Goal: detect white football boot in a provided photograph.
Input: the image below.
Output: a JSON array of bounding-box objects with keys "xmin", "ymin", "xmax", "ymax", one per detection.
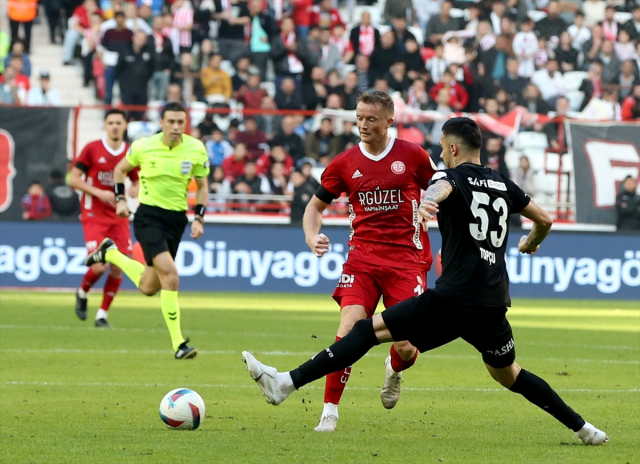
[
  {"xmin": 380, "ymin": 355, "xmax": 402, "ymax": 409},
  {"xmin": 315, "ymin": 403, "xmax": 339, "ymax": 432},
  {"xmin": 242, "ymin": 351, "xmax": 289, "ymax": 406},
  {"xmin": 576, "ymin": 422, "xmax": 609, "ymax": 445}
]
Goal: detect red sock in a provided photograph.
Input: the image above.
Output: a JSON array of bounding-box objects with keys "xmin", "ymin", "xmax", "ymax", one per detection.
[
  {"xmin": 390, "ymin": 344, "xmax": 419, "ymax": 373},
  {"xmin": 323, "ymin": 337, "xmax": 353, "ymax": 405},
  {"xmin": 100, "ymin": 275, "xmax": 122, "ymax": 311},
  {"xmin": 80, "ymin": 267, "xmax": 101, "ymax": 293}
]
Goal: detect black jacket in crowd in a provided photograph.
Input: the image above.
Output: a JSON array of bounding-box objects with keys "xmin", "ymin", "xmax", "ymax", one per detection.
[
  {"xmin": 116, "ymin": 44, "xmax": 155, "ymax": 93},
  {"xmin": 148, "ymin": 34, "xmax": 174, "ymax": 73},
  {"xmin": 616, "ymin": 190, "xmax": 640, "ymax": 231},
  {"xmin": 290, "ymin": 177, "xmax": 320, "ymax": 224}
]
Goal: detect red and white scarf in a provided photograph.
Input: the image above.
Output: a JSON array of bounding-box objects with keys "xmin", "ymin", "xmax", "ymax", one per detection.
[
  {"xmin": 602, "ymin": 20, "xmax": 618, "ymax": 42},
  {"xmin": 282, "ymin": 32, "xmax": 303, "ymax": 73},
  {"xmin": 358, "ymin": 24, "xmax": 375, "ymax": 56}
]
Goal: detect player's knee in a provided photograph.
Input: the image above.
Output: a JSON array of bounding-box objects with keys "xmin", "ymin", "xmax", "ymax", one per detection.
[
  {"xmin": 108, "ymin": 266, "xmax": 123, "ymax": 279},
  {"xmin": 139, "ymin": 285, "xmax": 158, "ymax": 296},
  {"xmin": 160, "ymin": 272, "xmax": 179, "ymax": 291},
  {"xmin": 91, "ymin": 262, "xmax": 108, "ymax": 274},
  {"xmin": 393, "ymin": 340, "xmax": 416, "ymax": 357}
]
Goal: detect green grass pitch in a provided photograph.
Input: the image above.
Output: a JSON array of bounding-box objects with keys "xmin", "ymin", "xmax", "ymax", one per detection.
[{"xmin": 0, "ymin": 291, "xmax": 638, "ymax": 464}]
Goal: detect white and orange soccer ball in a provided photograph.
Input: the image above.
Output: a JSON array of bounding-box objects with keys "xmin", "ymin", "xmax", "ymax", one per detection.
[{"xmin": 159, "ymin": 388, "xmax": 205, "ymax": 430}]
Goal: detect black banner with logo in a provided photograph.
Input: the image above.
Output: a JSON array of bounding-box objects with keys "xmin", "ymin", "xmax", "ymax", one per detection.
[
  {"xmin": 0, "ymin": 107, "xmax": 71, "ymax": 220},
  {"xmin": 568, "ymin": 121, "xmax": 640, "ymax": 225}
]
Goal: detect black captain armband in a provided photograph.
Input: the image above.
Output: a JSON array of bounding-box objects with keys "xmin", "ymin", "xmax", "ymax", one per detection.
[
  {"xmin": 315, "ymin": 186, "xmax": 337, "ymax": 204},
  {"xmin": 114, "ymin": 183, "xmax": 126, "ymax": 196},
  {"xmin": 194, "ymin": 204, "xmax": 206, "ymax": 218}
]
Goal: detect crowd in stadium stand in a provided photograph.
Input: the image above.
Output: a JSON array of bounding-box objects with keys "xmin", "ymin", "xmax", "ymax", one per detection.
[{"xmin": 2, "ymin": 0, "xmax": 640, "ymax": 214}]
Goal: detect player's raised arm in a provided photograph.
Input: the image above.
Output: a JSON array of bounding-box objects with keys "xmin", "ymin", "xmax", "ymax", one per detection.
[
  {"xmin": 419, "ymin": 179, "xmax": 453, "ymax": 221},
  {"xmin": 303, "ymin": 195, "xmax": 331, "ymax": 258},
  {"xmin": 517, "ymin": 199, "xmax": 553, "ymax": 255}
]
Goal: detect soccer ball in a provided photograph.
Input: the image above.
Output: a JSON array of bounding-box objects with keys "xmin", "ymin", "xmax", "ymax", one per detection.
[{"xmin": 159, "ymin": 388, "xmax": 205, "ymax": 430}]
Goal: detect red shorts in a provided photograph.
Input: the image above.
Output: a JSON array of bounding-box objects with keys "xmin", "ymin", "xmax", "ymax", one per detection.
[
  {"xmin": 83, "ymin": 221, "xmax": 132, "ymax": 254},
  {"xmin": 332, "ymin": 260, "xmax": 427, "ymax": 318}
]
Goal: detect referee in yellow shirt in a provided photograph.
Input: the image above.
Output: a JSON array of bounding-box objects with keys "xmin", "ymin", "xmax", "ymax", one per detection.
[{"xmin": 85, "ymin": 102, "xmax": 210, "ymax": 359}]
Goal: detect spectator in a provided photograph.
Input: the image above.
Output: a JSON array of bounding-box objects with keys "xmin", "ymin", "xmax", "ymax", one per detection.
[
  {"xmin": 476, "ymin": 21, "xmax": 498, "ymax": 77},
  {"xmin": 443, "ymin": 33, "xmax": 466, "ymax": 65},
  {"xmin": 325, "ymin": 69, "xmax": 344, "ymax": 98},
  {"xmin": 26, "ymin": 70, "xmax": 62, "ymax": 106},
  {"xmin": 291, "ymin": 0, "xmax": 313, "ymax": 39},
  {"xmin": 500, "ymin": 58, "xmax": 529, "ymax": 103},
  {"xmin": 599, "ymin": 40, "xmax": 622, "ymax": 84},
  {"xmin": 489, "ymin": 0, "xmax": 513, "ymax": 35},
  {"xmin": 236, "ymin": 117, "xmax": 267, "ymax": 160},
  {"xmin": 3, "ymin": 40, "xmax": 31, "ymax": 77},
  {"xmin": 534, "ymin": 36, "xmax": 549, "ymax": 71},
  {"xmin": 318, "ymin": 28, "xmax": 343, "ymax": 74},
  {"xmin": 582, "ymin": 24, "xmax": 604, "ymax": 65},
  {"xmin": 370, "ymin": 31, "xmax": 399, "ymax": 80},
  {"xmin": 0, "ymin": 31, "xmax": 10, "ymax": 74},
  {"xmin": 383, "ymin": 0, "xmax": 414, "ymax": 25},
  {"xmin": 429, "ymin": 70, "xmax": 469, "ymax": 111},
  {"xmin": 164, "ymin": 82, "xmax": 185, "ymax": 106},
  {"xmin": 105, "ymin": 2, "xmax": 152, "ymax": 35},
  {"xmin": 518, "ymin": 83, "xmax": 551, "ymax": 114},
  {"xmin": 622, "ymin": 84, "xmax": 640, "ymax": 120},
  {"xmin": 386, "ymin": 61, "xmax": 412, "ymax": 96},
  {"xmin": 0, "ymin": 65, "xmax": 24, "ymax": 104},
  {"xmin": 247, "ymin": 0, "xmax": 279, "ymax": 81},
  {"xmin": 201, "ymin": 53, "xmax": 233, "ymax": 101},
  {"xmin": 209, "ymin": 165, "xmax": 232, "ymax": 197},
  {"xmin": 531, "ymin": 59, "xmax": 565, "ymax": 106},
  {"xmin": 330, "ymin": 23, "xmax": 353, "ymax": 64},
  {"xmin": 582, "ymin": 87, "xmax": 622, "ymax": 120},
  {"xmin": 481, "ymin": 136, "xmax": 509, "ymax": 178},
  {"xmin": 426, "ymin": 87, "xmax": 452, "ymax": 164},
  {"xmin": 45, "ymin": 169, "xmax": 80, "ymax": 218},
  {"xmin": 354, "ymin": 54, "xmax": 374, "ymax": 92},
  {"xmin": 544, "ymin": 96, "xmax": 570, "ymax": 151},
  {"xmin": 289, "ymin": 170, "xmax": 316, "ymax": 224},
  {"xmin": 301, "ymin": 66, "xmax": 328, "ymax": 110},
  {"xmin": 213, "ymin": 0, "xmax": 250, "ymax": 63},
  {"xmin": 425, "ymin": 0, "xmax": 460, "ymax": 45},
  {"xmin": 534, "ymin": 0, "xmax": 567, "ymax": 41},
  {"xmin": 465, "ymin": 3, "xmax": 481, "ymax": 33},
  {"xmin": 270, "ymin": 116, "xmax": 305, "ymax": 164},
  {"xmin": 265, "ymin": 162, "xmax": 292, "ymax": 197},
  {"xmin": 232, "ymin": 56, "xmax": 252, "ymax": 91},
  {"xmin": 235, "ymin": 72, "xmax": 268, "ymax": 109},
  {"xmin": 309, "ymin": 0, "xmax": 344, "ymax": 30},
  {"xmin": 257, "ymin": 145, "xmax": 295, "ymax": 176},
  {"xmin": 21, "ymin": 181, "xmax": 52, "ymax": 221},
  {"xmin": 272, "ymin": 17, "xmax": 308, "ymax": 88},
  {"xmin": 495, "ymin": 89, "xmax": 512, "ymax": 115},
  {"xmin": 63, "ymin": 0, "xmax": 101, "ymax": 65},
  {"xmin": 615, "ymin": 30, "xmax": 635, "ymax": 62},
  {"xmin": 171, "ymin": 0, "xmax": 193, "ymax": 53},
  {"xmin": 403, "ymin": 37, "xmax": 425, "ymax": 80},
  {"xmin": 633, "ymin": 42, "xmax": 640, "ymax": 77},
  {"xmin": 510, "ymin": 155, "xmax": 536, "ymax": 197},
  {"xmin": 555, "ymin": 31, "xmax": 579, "ymax": 72},
  {"xmin": 349, "ymin": 11, "xmax": 380, "ymax": 60},
  {"xmin": 426, "ymin": 42, "xmax": 447, "ymax": 84},
  {"xmin": 304, "ymin": 117, "xmax": 341, "ymax": 166},
  {"xmin": 579, "ymin": 60, "xmax": 603, "ymax": 110},
  {"xmin": 491, "ymin": 35, "xmax": 512, "ymax": 81},
  {"xmin": 222, "ymin": 142, "xmax": 249, "ymax": 182},
  {"xmin": 43, "ymin": 0, "xmax": 63, "ymax": 44},
  {"xmin": 340, "ymin": 71, "xmax": 359, "ymax": 110},
  {"xmin": 193, "ymin": 38, "xmax": 216, "ymax": 72},
  {"xmin": 391, "ymin": 15, "xmax": 417, "ymax": 53},
  {"xmin": 568, "ymin": 11, "xmax": 591, "ymax": 50},
  {"xmin": 336, "ymin": 120, "xmax": 360, "ymax": 152},
  {"xmin": 255, "ymin": 95, "xmax": 280, "ymax": 139},
  {"xmin": 81, "ymin": 13, "xmax": 103, "ymax": 91},
  {"xmin": 232, "ymin": 159, "xmax": 269, "ymax": 194},
  {"xmin": 100, "ymin": 11, "xmax": 134, "ymax": 105},
  {"xmin": 583, "ymin": 0, "xmax": 606, "ymax": 28},
  {"xmin": 600, "ymin": 6, "xmax": 619, "ymax": 43},
  {"xmin": 197, "ymin": 112, "xmax": 219, "ymax": 139},
  {"xmin": 622, "ymin": 6, "xmax": 640, "ymax": 43},
  {"xmin": 116, "ymin": 31, "xmax": 154, "ymax": 121},
  {"xmin": 616, "ymin": 176, "xmax": 640, "ymax": 230},
  {"xmin": 8, "ymin": 0, "xmax": 37, "ymax": 54},
  {"xmin": 0, "ymin": 56, "xmax": 29, "ymax": 95},
  {"xmin": 148, "ymin": 15, "xmax": 174, "ymax": 102},
  {"xmin": 619, "ymin": 60, "xmax": 640, "ymax": 101},
  {"xmin": 275, "ymin": 77, "xmax": 304, "ymax": 110},
  {"xmin": 206, "ymin": 127, "xmax": 234, "ymax": 166},
  {"xmin": 406, "ymin": 78, "xmax": 430, "ymax": 111}
]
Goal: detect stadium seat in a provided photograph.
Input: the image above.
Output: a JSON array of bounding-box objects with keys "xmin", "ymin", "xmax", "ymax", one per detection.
[
  {"xmin": 566, "ymin": 90, "xmax": 585, "ymax": 111},
  {"xmin": 205, "ymin": 94, "xmax": 228, "ymax": 105},
  {"xmin": 378, "ymin": 24, "xmax": 391, "ymax": 35},
  {"xmin": 449, "ymin": 7, "xmax": 465, "ymax": 18},
  {"xmin": 408, "ymin": 26, "xmax": 424, "ymax": 47},
  {"xmin": 146, "ymin": 100, "xmax": 163, "ymax": 123},
  {"xmin": 614, "ymin": 11, "xmax": 632, "ymax": 23},
  {"xmin": 522, "ymin": 149, "xmax": 546, "ymax": 172},
  {"xmin": 214, "ymin": 115, "xmax": 231, "ymax": 131},
  {"xmin": 260, "ymin": 81, "xmax": 276, "ymax": 98},
  {"xmin": 220, "ymin": 60, "xmax": 236, "ymax": 77},
  {"xmin": 527, "ymin": 10, "xmax": 548, "ymax": 22},
  {"xmin": 514, "ymin": 131, "xmax": 549, "ymax": 151},
  {"xmin": 127, "ymin": 121, "xmax": 160, "ymax": 141},
  {"xmin": 563, "ymin": 71, "xmax": 587, "ymax": 92},
  {"xmin": 342, "ymin": 64, "xmax": 356, "ymax": 76},
  {"xmin": 189, "ymin": 101, "xmax": 208, "ymax": 128}
]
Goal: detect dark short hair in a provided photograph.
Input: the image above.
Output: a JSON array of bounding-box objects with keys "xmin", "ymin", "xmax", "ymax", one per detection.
[
  {"xmin": 441, "ymin": 117, "xmax": 482, "ymax": 151},
  {"xmin": 575, "ymin": 10, "xmax": 584, "ymax": 17},
  {"xmin": 105, "ymin": 108, "xmax": 127, "ymax": 120},
  {"xmin": 114, "ymin": 11, "xmax": 125, "ymax": 17},
  {"xmin": 161, "ymin": 102, "xmax": 187, "ymax": 118},
  {"xmin": 356, "ymin": 90, "xmax": 394, "ymax": 117}
]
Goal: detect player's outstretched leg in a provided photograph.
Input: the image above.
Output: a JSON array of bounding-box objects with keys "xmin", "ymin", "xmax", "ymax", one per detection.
[
  {"xmin": 76, "ymin": 263, "xmax": 105, "ymax": 321},
  {"xmin": 84, "ymin": 238, "xmax": 145, "ymax": 288},
  {"xmin": 243, "ymin": 318, "xmax": 383, "ymax": 406},
  {"xmin": 94, "ymin": 266, "xmax": 123, "ymax": 328},
  {"xmin": 488, "ymin": 363, "xmax": 608, "ymax": 445},
  {"xmin": 381, "ymin": 341, "xmax": 419, "ymax": 409}
]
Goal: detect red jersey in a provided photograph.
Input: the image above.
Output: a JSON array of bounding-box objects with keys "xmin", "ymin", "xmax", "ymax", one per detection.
[
  {"xmin": 320, "ymin": 138, "xmax": 436, "ymax": 271},
  {"xmin": 75, "ymin": 138, "xmax": 137, "ymax": 224}
]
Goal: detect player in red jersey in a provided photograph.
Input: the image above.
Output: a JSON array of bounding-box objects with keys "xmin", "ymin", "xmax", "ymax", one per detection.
[
  {"xmin": 69, "ymin": 109, "xmax": 138, "ymax": 328},
  {"xmin": 304, "ymin": 91, "xmax": 437, "ymax": 432}
]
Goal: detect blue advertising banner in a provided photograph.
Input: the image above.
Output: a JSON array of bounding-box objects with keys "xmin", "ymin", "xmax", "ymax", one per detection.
[{"xmin": 0, "ymin": 222, "xmax": 639, "ymax": 300}]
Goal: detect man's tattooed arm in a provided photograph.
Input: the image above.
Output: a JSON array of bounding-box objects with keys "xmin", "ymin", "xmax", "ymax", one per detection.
[{"xmin": 423, "ymin": 180, "xmax": 453, "ymax": 203}]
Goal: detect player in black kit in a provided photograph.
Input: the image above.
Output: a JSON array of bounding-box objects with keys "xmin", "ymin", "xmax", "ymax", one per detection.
[{"xmin": 242, "ymin": 117, "xmax": 609, "ymax": 446}]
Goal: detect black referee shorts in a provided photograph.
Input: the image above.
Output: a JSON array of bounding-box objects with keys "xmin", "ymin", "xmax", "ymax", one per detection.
[
  {"xmin": 133, "ymin": 204, "xmax": 189, "ymax": 266},
  {"xmin": 381, "ymin": 289, "xmax": 516, "ymax": 369}
]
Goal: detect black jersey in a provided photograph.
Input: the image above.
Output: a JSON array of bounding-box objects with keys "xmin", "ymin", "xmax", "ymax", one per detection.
[{"xmin": 432, "ymin": 163, "xmax": 531, "ymax": 307}]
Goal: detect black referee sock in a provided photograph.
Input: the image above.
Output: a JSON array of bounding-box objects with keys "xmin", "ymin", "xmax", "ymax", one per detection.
[
  {"xmin": 509, "ymin": 369, "xmax": 586, "ymax": 432},
  {"xmin": 290, "ymin": 319, "xmax": 380, "ymax": 390}
]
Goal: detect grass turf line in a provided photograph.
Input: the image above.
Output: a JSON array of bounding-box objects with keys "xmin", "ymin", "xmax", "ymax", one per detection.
[{"xmin": 0, "ymin": 291, "xmax": 638, "ymax": 464}]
